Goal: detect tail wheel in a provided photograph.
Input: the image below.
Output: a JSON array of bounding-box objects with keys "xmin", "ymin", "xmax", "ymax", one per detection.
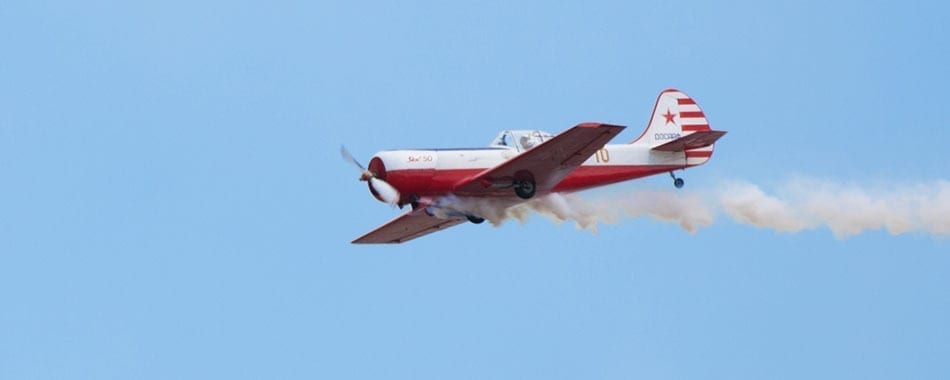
[
  {"xmin": 467, "ymin": 215, "xmax": 485, "ymax": 224},
  {"xmin": 669, "ymin": 171, "xmax": 685, "ymax": 189},
  {"xmin": 514, "ymin": 180, "xmax": 536, "ymax": 199}
]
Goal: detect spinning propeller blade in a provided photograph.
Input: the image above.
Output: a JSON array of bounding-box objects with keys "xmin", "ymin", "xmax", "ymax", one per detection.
[
  {"xmin": 369, "ymin": 177, "xmax": 400, "ymax": 206},
  {"xmin": 339, "ymin": 145, "xmax": 365, "ymax": 171},
  {"xmin": 340, "ymin": 145, "xmax": 400, "ymax": 206}
]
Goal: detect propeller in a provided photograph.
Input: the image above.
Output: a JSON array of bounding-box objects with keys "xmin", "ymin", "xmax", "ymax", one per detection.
[{"xmin": 340, "ymin": 145, "xmax": 401, "ymax": 206}]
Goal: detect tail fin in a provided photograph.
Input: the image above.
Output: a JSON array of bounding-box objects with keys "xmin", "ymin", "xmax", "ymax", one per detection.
[{"xmin": 631, "ymin": 88, "xmax": 724, "ymax": 164}]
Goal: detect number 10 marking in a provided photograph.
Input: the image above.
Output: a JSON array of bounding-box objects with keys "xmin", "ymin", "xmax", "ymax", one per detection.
[{"xmin": 594, "ymin": 148, "xmax": 610, "ymax": 163}]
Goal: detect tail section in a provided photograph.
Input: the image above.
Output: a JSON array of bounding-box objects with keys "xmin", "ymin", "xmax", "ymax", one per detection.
[{"xmin": 631, "ymin": 88, "xmax": 725, "ymax": 165}]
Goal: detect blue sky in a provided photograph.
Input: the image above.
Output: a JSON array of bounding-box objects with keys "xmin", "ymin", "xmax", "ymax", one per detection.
[{"xmin": 2, "ymin": 0, "xmax": 949, "ymax": 378}]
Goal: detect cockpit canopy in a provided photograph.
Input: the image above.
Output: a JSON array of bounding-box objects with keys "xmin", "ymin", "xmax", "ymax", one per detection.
[{"xmin": 489, "ymin": 130, "xmax": 555, "ymax": 152}]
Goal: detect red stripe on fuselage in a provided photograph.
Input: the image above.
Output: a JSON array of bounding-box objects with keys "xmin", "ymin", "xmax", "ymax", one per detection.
[
  {"xmin": 550, "ymin": 165, "xmax": 684, "ymax": 192},
  {"xmin": 685, "ymin": 150, "xmax": 713, "ymax": 158},
  {"xmin": 384, "ymin": 168, "xmax": 482, "ymax": 197}
]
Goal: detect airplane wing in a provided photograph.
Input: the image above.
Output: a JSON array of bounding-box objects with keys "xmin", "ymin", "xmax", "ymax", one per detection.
[
  {"xmin": 352, "ymin": 209, "xmax": 466, "ymax": 244},
  {"xmin": 454, "ymin": 122, "xmax": 625, "ymax": 195}
]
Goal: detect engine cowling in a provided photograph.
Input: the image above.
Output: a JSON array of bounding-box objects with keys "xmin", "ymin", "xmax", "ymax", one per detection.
[{"xmin": 369, "ymin": 150, "xmax": 436, "ymax": 202}]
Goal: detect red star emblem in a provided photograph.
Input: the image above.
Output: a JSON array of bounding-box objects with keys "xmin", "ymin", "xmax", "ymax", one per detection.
[{"xmin": 662, "ymin": 108, "xmax": 676, "ymax": 125}]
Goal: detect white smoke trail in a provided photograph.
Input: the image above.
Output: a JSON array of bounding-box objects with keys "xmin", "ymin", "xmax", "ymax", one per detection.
[
  {"xmin": 436, "ymin": 190, "xmax": 714, "ymax": 233},
  {"xmin": 436, "ymin": 178, "xmax": 950, "ymax": 238},
  {"xmin": 719, "ymin": 178, "xmax": 950, "ymax": 238}
]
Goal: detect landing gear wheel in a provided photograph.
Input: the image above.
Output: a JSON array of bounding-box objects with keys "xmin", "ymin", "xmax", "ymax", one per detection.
[
  {"xmin": 670, "ymin": 171, "xmax": 685, "ymax": 189},
  {"xmin": 467, "ymin": 215, "xmax": 485, "ymax": 224},
  {"xmin": 514, "ymin": 180, "xmax": 536, "ymax": 199}
]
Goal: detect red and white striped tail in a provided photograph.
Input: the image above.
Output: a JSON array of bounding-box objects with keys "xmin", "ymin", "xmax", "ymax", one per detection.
[{"xmin": 631, "ymin": 88, "xmax": 718, "ymax": 164}]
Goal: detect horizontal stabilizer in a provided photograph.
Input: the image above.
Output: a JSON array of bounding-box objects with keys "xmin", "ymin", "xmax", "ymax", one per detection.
[{"xmin": 652, "ymin": 130, "xmax": 727, "ymax": 152}]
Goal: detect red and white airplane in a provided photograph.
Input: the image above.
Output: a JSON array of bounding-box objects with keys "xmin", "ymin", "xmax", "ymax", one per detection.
[{"xmin": 342, "ymin": 89, "xmax": 726, "ymax": 244}]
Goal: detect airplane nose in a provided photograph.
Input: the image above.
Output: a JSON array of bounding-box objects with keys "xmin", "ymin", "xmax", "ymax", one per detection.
[{"xmin": 366, "ymin": 156, "xmax": 390, "ymax": 203}]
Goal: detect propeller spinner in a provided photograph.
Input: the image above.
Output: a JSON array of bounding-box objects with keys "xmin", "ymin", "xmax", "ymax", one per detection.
[{"xmin": 340, "ymin": 146, "xmax": 401, "ymax": 206}]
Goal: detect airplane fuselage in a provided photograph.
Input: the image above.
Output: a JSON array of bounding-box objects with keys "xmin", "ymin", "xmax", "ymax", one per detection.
[{"xmin": 368, "ymin": 142, "xmax": 712, "ymax": 205}]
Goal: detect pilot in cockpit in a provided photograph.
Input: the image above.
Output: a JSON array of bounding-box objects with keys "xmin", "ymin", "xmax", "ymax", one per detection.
[{"xmin": 520, "ymin": 135, "xmax": 536, "ymax": 149}]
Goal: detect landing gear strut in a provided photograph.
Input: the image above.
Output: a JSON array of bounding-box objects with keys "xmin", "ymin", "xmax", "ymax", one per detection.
[{"xmin": 670, "ymin": 171, "xmax": 685, "ymax": 189}]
